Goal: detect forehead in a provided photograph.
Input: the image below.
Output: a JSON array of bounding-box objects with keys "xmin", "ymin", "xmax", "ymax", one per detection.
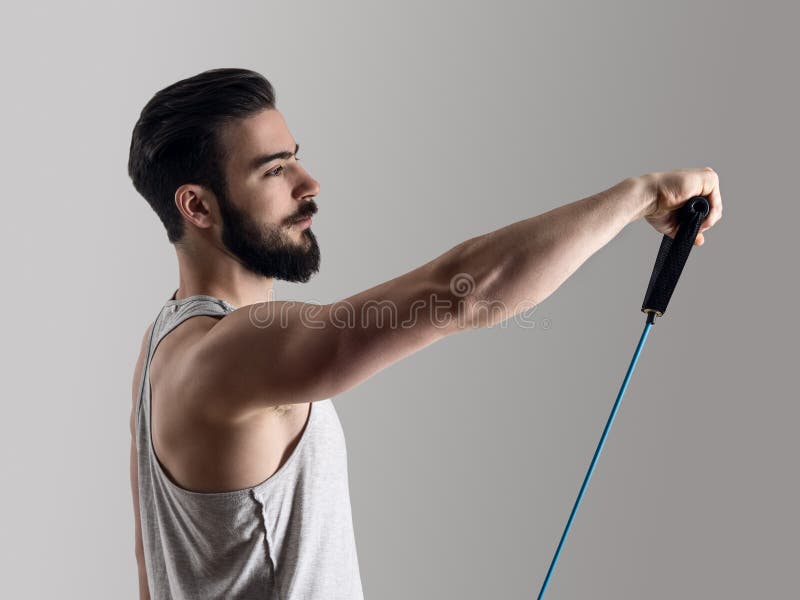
[{"xmin": 218, "ymin": 108, "xmax": 295, "ymax": 174}]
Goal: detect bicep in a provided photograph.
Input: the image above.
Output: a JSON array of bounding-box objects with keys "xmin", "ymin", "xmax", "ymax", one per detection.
[{"xmin": 183, "ymin": 260, "xmax": 461, "ymax": 419}]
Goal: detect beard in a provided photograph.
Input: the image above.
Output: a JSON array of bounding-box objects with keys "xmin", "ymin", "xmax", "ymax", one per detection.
[{"xmin": 215, "ymin": 183, "xmax": 321, "ymax": 283}]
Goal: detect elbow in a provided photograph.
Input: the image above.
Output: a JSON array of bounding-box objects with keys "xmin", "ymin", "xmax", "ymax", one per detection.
[{"xmin": 432, "ymin": 238, "xmax": 509, "ymax": 332}]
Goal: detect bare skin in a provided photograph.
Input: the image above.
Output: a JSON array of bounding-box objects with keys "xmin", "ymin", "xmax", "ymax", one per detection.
[{"xmin": 130, "ymin": 107, "xmax": 722, "ymax": 598}]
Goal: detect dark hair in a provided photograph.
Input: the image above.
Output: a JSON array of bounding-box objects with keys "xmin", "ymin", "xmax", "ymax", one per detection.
[{"xmin": 128, "ymin": 68, "xmax": 276, "ymax": 244}]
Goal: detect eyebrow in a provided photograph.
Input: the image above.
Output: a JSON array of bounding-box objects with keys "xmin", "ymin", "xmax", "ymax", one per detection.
[{"xmin": 248, "ymin": 143, "xmax": 300, "ymax": 172}]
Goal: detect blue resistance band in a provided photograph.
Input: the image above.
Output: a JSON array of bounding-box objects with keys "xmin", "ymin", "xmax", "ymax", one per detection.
[{"xmin": 537, "ymin": 196, "xmax": 710, "ymax": 599}]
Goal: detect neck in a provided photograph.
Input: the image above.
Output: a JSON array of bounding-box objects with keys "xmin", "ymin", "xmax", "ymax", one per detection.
[{"xmin": 173, "ymin": 244, "xmax": 275, "ymax": 309}]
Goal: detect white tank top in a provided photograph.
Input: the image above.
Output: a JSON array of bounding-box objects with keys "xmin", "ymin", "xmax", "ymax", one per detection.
[{"xmin": 134, "ymin": 292, "xmax": 364, "ymax": 599}]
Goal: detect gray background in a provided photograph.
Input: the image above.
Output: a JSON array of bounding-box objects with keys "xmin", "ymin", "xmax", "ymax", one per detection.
[{"xmin": 0, "ymin": 1, "xmax": 796, "ymax": 598}]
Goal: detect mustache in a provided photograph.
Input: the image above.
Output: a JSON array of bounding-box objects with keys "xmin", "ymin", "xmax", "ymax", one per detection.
[{"xmin": 291, "ymin": 203, "xmax": 318, "ymax": 223}]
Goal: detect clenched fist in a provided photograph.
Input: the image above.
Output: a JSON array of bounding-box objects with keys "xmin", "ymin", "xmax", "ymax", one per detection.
[{"xmin": 638, "ymin": 167, "xmax": 723, "ymax": 246}]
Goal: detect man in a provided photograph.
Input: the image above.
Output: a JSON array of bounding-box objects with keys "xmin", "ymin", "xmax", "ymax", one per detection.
[{"xmin": 128, "ymin": 67, "xmax": 722, "ymax": 599}]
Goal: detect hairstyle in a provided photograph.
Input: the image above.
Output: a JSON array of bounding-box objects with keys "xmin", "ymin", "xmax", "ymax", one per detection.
[{"xmin": 128, "ymin": 68, "xmax": 276, "ymax": 244}]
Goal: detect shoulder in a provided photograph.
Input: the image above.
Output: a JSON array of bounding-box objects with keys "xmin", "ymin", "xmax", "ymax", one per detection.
[{"xmin": 147, "ymin": 313, "xmax": 229, "ymax": 412}]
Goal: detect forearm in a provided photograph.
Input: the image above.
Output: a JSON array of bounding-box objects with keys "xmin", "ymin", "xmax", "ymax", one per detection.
[{"xmin": 441, "ymin": 176, "xmax": 649, "ymax": 328}]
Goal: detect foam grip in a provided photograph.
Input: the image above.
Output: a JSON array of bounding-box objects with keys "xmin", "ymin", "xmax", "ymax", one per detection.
[{"xmin": 641, "ymin": 196, "xmax": 710, "ymax": 321}]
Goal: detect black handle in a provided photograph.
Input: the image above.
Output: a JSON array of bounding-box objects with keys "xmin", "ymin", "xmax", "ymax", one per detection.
[{"xmin": 641, "ymin": 196, "xmax": 710, "ymax": 323}]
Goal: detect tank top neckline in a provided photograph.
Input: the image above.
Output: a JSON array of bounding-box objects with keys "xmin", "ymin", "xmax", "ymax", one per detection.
[{"xmin": 165, "ymin": 288, "xmax": 238, "ymax": 311}]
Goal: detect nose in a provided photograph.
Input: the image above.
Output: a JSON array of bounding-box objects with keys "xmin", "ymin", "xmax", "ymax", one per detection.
[
  {"xmin": 295, "ymin": 164, "xmax": 320, "ymax": 200},
  {"xmin": 306, "ymin": 174, "xmax": 321, "ymax": 198}
]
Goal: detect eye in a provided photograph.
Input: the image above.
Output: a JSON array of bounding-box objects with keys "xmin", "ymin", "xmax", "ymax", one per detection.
[{"xmin": 265, "ymin": 155, "xmax": 300, "ymax": 177}]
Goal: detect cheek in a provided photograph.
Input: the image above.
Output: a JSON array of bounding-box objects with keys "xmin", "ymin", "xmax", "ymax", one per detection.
[
  {"xmin": 266, "ymin": 198, "xmax": 297, "ymax": 226},
  {"xmin": 240, "ymin": 184, "xmax": 283, "ymax": 224}
]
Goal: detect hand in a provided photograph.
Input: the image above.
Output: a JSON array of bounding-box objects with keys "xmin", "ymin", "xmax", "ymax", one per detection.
[{"xmin": 638, "ymin": 167, "xmax": 723, "ymax": 246}]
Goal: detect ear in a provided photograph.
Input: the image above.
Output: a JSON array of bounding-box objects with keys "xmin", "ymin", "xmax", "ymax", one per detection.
[{"xmin": 175, "ymin": 183, "xmax": 217, "ymax": 231}]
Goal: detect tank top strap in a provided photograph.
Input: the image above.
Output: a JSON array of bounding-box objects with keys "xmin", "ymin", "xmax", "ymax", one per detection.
[
  {"xmin": 152, "ymin": 294, "xmax": 237, "ymax": 350},
  {"xmin": 136, "ymin": 294, "xmax": 237, "ymax": 434}
]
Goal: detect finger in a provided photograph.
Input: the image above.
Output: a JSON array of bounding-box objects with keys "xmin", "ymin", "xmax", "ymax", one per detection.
[{"xmin": 700, "ymin": 167, "xmax": 722, "ymax": 231}]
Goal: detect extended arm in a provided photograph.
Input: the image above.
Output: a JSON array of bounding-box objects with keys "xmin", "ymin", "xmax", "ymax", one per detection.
[
  {"xmin": 442, "ymin": 176, "xmax": 649, "ymax": 328},
  {"xmin": 180, "ymin": 170, "xmax": 720, "ymax": 420}
]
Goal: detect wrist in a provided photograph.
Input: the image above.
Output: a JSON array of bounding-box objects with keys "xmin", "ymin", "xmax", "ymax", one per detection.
[{"xmin": 619, "ymin": 175, "xmax": 654, "ymax": 223}]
